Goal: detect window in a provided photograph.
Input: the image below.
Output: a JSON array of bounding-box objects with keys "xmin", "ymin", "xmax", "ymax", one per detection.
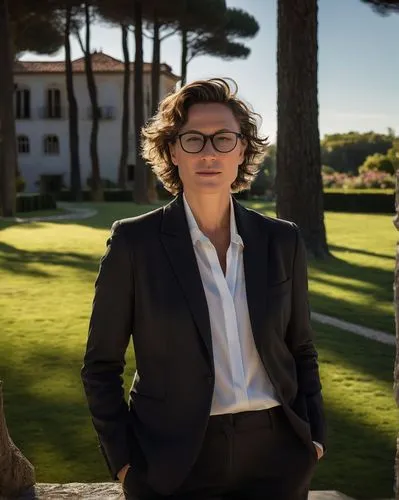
[
  {"xmin": 17, "ymin": 135, "xmax": 30, "ymax": 154},
  {"xmin": 43, "ymin": 135, "xmax": 59, "ymax": 155},
  {"xmin": 15, "ymin": 88, "xmax": 31, "ymax": 119},
  {"xmin": 47, "ymin": 88, "xmax": 61, "ymax": 118}
]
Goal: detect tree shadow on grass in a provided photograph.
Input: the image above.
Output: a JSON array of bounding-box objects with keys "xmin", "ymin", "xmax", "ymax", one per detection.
[
  {"xmin": 303, "ymin": 324, "xmax": 395, "ymax": 498},
  {"xmin": 309, "ymin": 253, "xmax": 393, "ymax": 291},
  {"xmin": 0, "ymin": 342, "xmax": 136, "ymax": 483},
  {"xmin": 0, "ymin": 322, "xmax": 395, "ymax": 498},
  {"xmin": 0, "ymin": 242, "xmax": 99, "ymax": 278},
  {"xmin": 314, "ymin": 322, "xmax": 394, "ymax": 387},
  {"xmin": 329, "ymin": 244, "xmax": 395, "ymax": 261},
  {"xmin": 312, "ymin": 402, "xmax": 395, "ymax": 499},
  {"xmin": 307, "ymin": 252, "xmax": 394, "ymax": 333},
  {"xmin": 1, "ymin": 342, "xmax": 395, "ymax": 498},
  {"xmin": 309, "ymin": 285, "xmax": 395, "ymax": 335},
  {"xmin": 310, "ymin": 272, "xmax": 390, "ymax": 302}
]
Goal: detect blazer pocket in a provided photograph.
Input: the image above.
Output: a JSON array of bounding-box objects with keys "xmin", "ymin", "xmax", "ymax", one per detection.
[
  {"xmin": 265, "ymin": 277, "xmax": 292, "ymax": 297},
  {"xmin": 132, "ymin": 371, "xmax": 165, "ymax": 401}
]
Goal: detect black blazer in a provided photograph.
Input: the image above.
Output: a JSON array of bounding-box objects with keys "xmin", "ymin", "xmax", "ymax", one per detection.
[{"xmin": 81, "ymin": 194, "xmax": 326, "ymax": 496}]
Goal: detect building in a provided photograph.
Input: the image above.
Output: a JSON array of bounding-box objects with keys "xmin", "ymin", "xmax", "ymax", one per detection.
[{"xmin": 13, "ymin": 51, "xmax": 180, "ymax": 193}]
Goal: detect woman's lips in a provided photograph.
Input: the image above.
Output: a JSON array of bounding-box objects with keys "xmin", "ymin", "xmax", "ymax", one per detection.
[{"xmin": 196, "ymin": 171, "xmax": 221, "ymax": 175}]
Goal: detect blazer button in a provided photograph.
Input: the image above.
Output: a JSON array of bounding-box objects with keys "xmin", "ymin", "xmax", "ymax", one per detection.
[{"xmin": 207, "ymin": 375, "xmax": 213, "ymax": 385}]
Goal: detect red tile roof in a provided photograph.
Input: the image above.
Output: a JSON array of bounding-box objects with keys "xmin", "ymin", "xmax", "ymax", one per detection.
[{"xmin": 14, "ymin": 51, "xmax": 179, "ymax": 80}]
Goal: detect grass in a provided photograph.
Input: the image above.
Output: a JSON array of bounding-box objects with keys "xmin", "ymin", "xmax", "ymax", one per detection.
[
  {"xmin": 14, "ymin": 208, "xmax": 68, "ymax": 218},
  {"xmin": 246, "ymin": 200, "xmax": 396, "ymax": 334},
  {"xmin": 323, "ymin": 188, "xmax": 394, "ymax": 195},
  {"xmin": 0, "ymin": 200, "xmax": 396, "ymax": 499}
]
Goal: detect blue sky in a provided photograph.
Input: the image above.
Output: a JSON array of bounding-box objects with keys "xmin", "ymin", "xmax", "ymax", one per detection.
[{"xmin": 20, "ymin": 0, "xmax": 399, "ymax": 142}]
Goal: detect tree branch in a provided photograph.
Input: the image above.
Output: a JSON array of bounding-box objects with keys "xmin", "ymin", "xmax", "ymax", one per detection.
[
  {"xmin": 75, "ymin": 28, "xmax": 85, "ymax": 54},
  {"xmin": 143, "ymin": 28, "xmax": 153, "ymax": 40},
  {"xmin": 187, "ymin": 31, "xmax": 205, "ymax": 47},
  {"xmin": 187, "ymin": 50, "xmax": 199, "ymax": 64},
  {"xmin": 160, "ymin": 26, "xmax": 179, "ymax": 41}
]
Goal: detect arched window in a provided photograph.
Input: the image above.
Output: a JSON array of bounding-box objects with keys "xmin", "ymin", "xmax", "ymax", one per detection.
[
  {"xmin": 15, "ymin": 86, "xmax": 31, "ymax": 119},
  {"xmin": 17, "ymin": 135, "xmax": 30, "ymax": 154},
  {"xmin": 46, "ymin": 87, "xmax": 61, "ymax": 118},
  {"xmin": 43, "ymin": 135, "xmax": 59, "ymax": 155}
]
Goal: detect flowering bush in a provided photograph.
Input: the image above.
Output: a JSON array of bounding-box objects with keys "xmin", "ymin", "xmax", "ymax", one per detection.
[{"xmin": 322, "ymin": 171, "xmax": 395, "ymax": 189}]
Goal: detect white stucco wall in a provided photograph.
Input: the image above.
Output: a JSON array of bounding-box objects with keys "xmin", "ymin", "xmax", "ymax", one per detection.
[{"xmin": 14, "ymin": 70, "xmax": 178, "ymax": 192}]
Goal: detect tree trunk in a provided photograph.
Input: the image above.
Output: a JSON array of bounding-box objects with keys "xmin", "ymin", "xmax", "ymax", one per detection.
[
  {"xmin": 276, "ymin": 0, "xmax": 328, "ymax": 258},
  {"xmin": 394, "ymin": 168, "xmax": 399, "ymax": 497},
  {"xmin": 118, "ymin": 23, "xmax": 130, "ymax": 190},
  {"xmin": 180, "ymin": 26, "xmax": 188, "ymax": 87},
  {"xmin": 65, "ymin": 5, "xmax": 82, "ymax": 202},
  {"xmin": 146, "ymin": 12, "xmax": 161, "ymax": 203},
  {"xmin": 133, "ymin": 0, "xmax": 148, "ymax": 204},
  {"xmin": 0, "ymin": 380, "xmax": 35, "ymax": 497},
  {"xmin": 84, "ymin": 2, "xmax": 102, "ymax": 202},
  {"xmin": 0, "ymin": 0, "xmax": 17, "ymax": 217},
  {"xmin": 151, "ymin": 16, "xmax": 160, "ymax": 115}
]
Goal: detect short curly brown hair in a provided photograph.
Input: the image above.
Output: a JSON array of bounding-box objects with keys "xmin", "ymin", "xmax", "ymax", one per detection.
[{"xmin": 141, "ymin": 78, "xmax": 269, "ymax": 195}]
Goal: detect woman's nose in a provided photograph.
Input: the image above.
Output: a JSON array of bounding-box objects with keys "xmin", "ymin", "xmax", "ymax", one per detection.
[{"xmin": 200, "ymin": 137, "xmax": 217, "ymax": 157}]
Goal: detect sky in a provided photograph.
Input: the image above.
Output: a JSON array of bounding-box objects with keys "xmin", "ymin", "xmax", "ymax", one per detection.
[{"xmin": 20, "ymin": 0, "xmax": 399, "ymax": 142}]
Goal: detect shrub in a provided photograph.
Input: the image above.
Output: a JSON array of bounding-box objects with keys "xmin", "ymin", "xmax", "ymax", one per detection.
[
  {"xmin": 250, "ymin": 169, "xmax": 272, "ymax": 197},
  {"xmin": 358, "ymin": 152, "xmax": 395, "ymax": 174},
  {"xmin": 16, "ymin": 193, "xmax": 56, "ymax": 213},
  {"xmin": 322, "ymin": 171, "xmax": 395, "ymax": 189},
  {"xmin": 322, "ymin": 172, "xmax": 351, "ymax": 188},
  {"xmin": 16, "ymin": 174, "xmax": 25, "ymax": 193},
  {"xmin": 322, "ymin": 165, "xmax": 335, "ymax": 175},
  {"xmin": 86, "ymin": 177, "xmax": 118, "ymax": 189},
  {"xmin": 352, "ymin": 171, "xmax": 395, "ymax": 189}
]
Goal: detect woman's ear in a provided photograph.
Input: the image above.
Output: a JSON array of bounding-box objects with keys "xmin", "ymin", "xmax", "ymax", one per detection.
[
  {"xmin": 169, "ymin": 142, "xmax": 177, "ymax": 166},
  {"xmin": 238, "ymin": 137, "xmax": 248, "ymax": 164}
]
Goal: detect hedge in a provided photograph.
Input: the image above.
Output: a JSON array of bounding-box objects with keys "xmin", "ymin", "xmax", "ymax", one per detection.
[
  {"xmin": 52, "ymin": 188, "xmax": 394, "ymax": 214},
  {"xmin": 16, "ymin": 193, "xmax": 56, "ymax": 213},
  {"xmin": 323, "ymin": 190, "xmax": 394, "ymax": 214}
]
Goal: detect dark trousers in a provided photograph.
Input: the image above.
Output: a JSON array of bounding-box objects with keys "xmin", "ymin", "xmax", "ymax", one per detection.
[{"xmin": 123, "ymin": 406, "xmax": 318, "ymax": 500}]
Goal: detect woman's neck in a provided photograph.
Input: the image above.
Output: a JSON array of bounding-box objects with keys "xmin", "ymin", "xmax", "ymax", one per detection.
[{"xmin": 183, "ymin": 190, "xmax": 231, "ymax": 239}]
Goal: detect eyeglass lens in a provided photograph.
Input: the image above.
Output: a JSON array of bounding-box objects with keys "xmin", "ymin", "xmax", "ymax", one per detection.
[{"xmin": 180, "ymin": 132, "xmax": 238, "ymax": 153}]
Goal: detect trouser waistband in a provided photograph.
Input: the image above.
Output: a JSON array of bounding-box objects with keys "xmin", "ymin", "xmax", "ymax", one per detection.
[{"xmin": 207, "ymin": 405, "xmax": 284, "ymax": 431}]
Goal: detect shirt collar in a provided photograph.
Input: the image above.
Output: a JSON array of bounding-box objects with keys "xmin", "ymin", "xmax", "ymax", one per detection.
[{"xmin": 183, "ymin": 193, "xmax": 244, "ymax": 247}]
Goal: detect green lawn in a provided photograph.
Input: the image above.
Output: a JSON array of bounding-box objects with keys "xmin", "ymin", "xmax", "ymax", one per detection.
[
  {"xmin": 15, "ymin": 208, "xmax": 68, "ymax": 218},
  {"xmin": 0, "ymin": 200, "xmax": 396, "ymax": 499},
  {"xmin": 247, "ymin": 201, "xmax": 396, "ymax": 334}
]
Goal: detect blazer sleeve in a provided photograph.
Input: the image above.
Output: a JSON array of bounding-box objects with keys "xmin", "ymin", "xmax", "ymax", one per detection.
[
  {"xmin": 286, "ymin": 224, "xmax": 327, "ymax": 449},
  {"xmin": 81, "ymin": 221, "xmax": 134, "ymax": 478}
]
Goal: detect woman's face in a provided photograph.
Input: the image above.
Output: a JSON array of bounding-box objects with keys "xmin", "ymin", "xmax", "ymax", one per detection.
[{"xmin": 169, "ymin": 103, "xmax": 247, "ymax": 196}]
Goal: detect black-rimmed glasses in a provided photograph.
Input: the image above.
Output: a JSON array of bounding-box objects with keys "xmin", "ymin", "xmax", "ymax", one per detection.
[{"xmin": 176, "ymin": 131, "xmax": 244, "ymax": 154}]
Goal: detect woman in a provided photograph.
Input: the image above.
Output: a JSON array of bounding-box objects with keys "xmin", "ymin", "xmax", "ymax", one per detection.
[{"xmin": 82, "ymin": 78, "xmax": 326, "ymax": 500}]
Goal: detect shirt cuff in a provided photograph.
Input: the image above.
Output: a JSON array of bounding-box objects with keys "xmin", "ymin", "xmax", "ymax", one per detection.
[{"xmin": 312, "ymin": 440, "xmax": 324, "ymax": 457}]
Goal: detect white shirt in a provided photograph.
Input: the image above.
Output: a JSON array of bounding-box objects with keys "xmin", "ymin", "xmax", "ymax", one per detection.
[
  {"xmin": 183, "ymin": 194, "xmax": 280, "ymax": 415},
  {"xmin": 182, "ymin": 194, "xmax": 324, "ymax": 456}
]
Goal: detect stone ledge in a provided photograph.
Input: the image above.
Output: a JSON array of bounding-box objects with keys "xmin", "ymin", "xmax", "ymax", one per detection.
[{"xmin": 0, "ymin": 483, "xmax": 358, "ymax": 499}]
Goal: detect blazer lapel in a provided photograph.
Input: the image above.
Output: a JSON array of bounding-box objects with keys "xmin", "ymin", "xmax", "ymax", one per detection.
[
  {"xmin": 160, "ymin": 195, "xmax": 214, "ymax": 373},
  {"xmin": 233, "ymin": 198, "xmax": 269, "ymax": 354}
]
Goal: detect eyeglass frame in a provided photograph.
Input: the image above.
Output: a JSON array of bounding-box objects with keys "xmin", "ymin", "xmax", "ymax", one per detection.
[{"xmin": 175, "ymin": 130, "xmax": 244, "ymax": 154}]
